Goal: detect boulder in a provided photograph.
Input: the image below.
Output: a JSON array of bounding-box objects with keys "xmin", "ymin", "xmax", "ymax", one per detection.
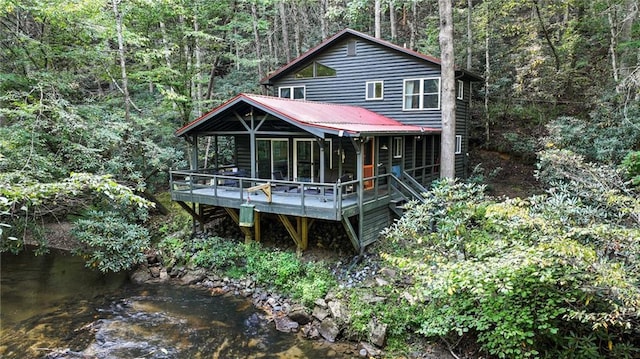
[
  {"xmin": 158, "ymin": 268, "xmax": 170, "ymax": 282},
  {"xmin": 180, "ymin": 268, "xmax": 206, "ymax": 285},
  {"xmin": 312, "ymin": 306, "xmax": 330, "ymax": 321},
  {"xmin": 149, "ymin": 266, "xmax": 161, "ymax": 278},
  {"xmin": 318, "ymin": 318, "xmax": 340, "ymax": 342},
  {"xmin": 274, "ymin": 315, "xmax": 300, "ymax": 333},
  {"xmin": 368, "ymin": 319, "xmax": 387, "ymax": 347},
  {"xmin": 301, "ymin": 323, "xmax": 320, "ymax": 339},
  {"xmin": 129, "ymin": 267, "xmax": 151, "ymax": 284},
  {"xmin": 288, "ymin": 305, "xmax": 312, "ymax": 325},
  {"xmin": 328, "ymin": 300, "xmax": 349, "ymax": 323}
]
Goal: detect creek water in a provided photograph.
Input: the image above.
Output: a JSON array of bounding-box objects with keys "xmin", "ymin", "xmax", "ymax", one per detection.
[{"xmin": 0, "ymin": 248, "xmax": 349, "ymax": 358}]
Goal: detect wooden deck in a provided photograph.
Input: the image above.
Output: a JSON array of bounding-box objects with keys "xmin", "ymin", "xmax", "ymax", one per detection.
[{"xmin": 170, "ymin": 169, "xmax": 392, "ymax": 221}]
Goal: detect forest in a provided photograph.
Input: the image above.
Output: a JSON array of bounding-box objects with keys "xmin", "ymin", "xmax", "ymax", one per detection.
[{"xmin": 1, "ymin": 0, "xmax": 639, "ymax": 358}]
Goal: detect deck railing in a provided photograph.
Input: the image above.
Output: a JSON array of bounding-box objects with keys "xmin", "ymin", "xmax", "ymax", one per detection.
[{"xmin": 169, "ymin": 168, "xmax": 366, "ymax": 219}]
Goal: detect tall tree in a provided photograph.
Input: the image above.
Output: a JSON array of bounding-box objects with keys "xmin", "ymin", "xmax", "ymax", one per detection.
[
  {"xmin": 278, "ymin": 1, "xmax": 291, "ymax": 62},
  {"xmin": 112, "ymin": 0, "xmax": 131, "ymax": 121},
  {"xmin": 375, "ymin": 0, "xmax": 382, "ymax": 38},
  {"xmin": 439, "ymin": 0, "xmax": 456, "ymax": 179}
]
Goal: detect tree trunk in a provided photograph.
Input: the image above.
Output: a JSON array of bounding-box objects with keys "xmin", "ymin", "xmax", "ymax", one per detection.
[
  {"xmin": 390, "ymin": 0, "xmax": 397, "ymax": 41},
  {"xmin": 278, "ymin": 1, "xmax": 291, "ymax": 63},
  {"xmin": 533, "ymin": 0, "xmax": 561, "ymax": 72},
  {"xmin": 320, "ymin": 0, "xmax": 329, "ymax": 39},
  {"xmin": 293, "ymin": 4, "xmax": 301, "ymax": 57},
  {"xmin": 112, "ymin": 0, "xmax": 130, "ymax": 122},
  {"xmin": 485, "ymin": 2, "xmax": 491, "ymax": 144},
  {"xmin": 375, "ymin": 0, "xmax": 381, "ymax": 38},
  {"xmin": 251, "ymin": 2, "xmax": 264, "ymax": 79},
  {"xmin": 194, "ymin": 15, "xmax": 203, "ymax": 117},
  {"xmin": 409, "ymin": 0, "xmax": 417, "ymax": 49},
  {"xmin": 205, "ymin": 56, "xmax": 218, "ymax": 101},
  {"xmin": 439, "ymin": 0, "xmax": 456, "ymax": 180},
  {"xmin": 466, "ymin": 0, "xmax": 473, "ymax": 70}
]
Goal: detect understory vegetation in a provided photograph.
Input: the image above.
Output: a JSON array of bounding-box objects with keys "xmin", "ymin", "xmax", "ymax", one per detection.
[
  {"xmin": 158, "ymin": 235, "xmax": 336, "ymax": 307},
  {"xmin": 371, "ymin": 163, "xmax": 639, "ymax": 358},
  {"xmin": 1, "ymin": 1, "xmax": 639, "ymax": 358}
]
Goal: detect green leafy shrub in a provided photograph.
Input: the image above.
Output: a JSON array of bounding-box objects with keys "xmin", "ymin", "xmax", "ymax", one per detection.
[
  {"xmin": 621, "ymin": 151, "xmax": 640, "ymax": 187},
  {"xmin": 290, "ymin": 261, "xmax": 336, "ymax": 306},
  {"xmin": 378, "ymin": 180, "xmax": 640, "ymax": 358},
  {"xmin": 545, "ymin": 100, "xmax": 640, "ymax": 165},
  {"xmin": 191, "ymin": 236, "xmax": 242, "ymax": 269},
  {"xmin": 72, "ymin": 210, "xmax": 150, "ymax": 273}
]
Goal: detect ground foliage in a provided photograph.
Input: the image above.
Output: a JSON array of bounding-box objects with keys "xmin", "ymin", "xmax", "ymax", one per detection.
[
  {"xmin": 158, "ymin": 235, "xmax": 336, "ymax": 307},
  {"xmin": 374, "ymin": 164, "xmax": 639, "ymax": 358}
]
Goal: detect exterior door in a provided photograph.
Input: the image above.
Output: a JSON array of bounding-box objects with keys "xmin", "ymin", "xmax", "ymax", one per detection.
[
  {"xmin": 294, "ymin": 139, "xmax": 317, "ymax": 182},
  {"xmin": 363, "ymin": 138, "xmax": 374, "ymax": 189},
  {"xmin": 257, "ymin": 139, "xmax": 289, "ymax": 179}
]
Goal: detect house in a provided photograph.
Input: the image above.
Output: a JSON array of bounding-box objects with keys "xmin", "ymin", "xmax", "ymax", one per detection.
[{"xmin": 169, "ymin": 28, "xmax": 481, "ymax": 254}]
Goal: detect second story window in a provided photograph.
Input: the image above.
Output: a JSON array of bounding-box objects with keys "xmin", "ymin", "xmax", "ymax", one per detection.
[
  {"xmin": 279, "ymin": 86, "xmax": 305, "ymax": 100},
  {"xmin": 403, "ymin": 77, "xmax": 440, "ymax": 110},
  {"xmin": 295, "ymin": 62, "xmax": 336, "ymax": 78},
  {"xmin": 366, "ymin": 81, "xmax": 384, "ymax": 100},
  {"xmin": 457, "ymin": 80, "xmax": 464, "ymax": 100}
]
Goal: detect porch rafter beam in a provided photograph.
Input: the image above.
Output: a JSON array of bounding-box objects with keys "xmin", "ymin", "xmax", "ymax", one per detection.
[
  {"xmin": 197, "ymin": 131, "xmax": 310, "ymax": 136},
  {"xmin": 233, "ymin": 111, "xmax": 251, "ymax": 131}
]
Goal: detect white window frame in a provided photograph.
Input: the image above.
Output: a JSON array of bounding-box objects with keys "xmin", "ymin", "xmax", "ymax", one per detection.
[
  {"xmin": 365, "ymin": 81, "xmax": 384, "ymax": 100},
  {"xmin": 278, "ymin": 86, "xmax": 306, "ymax": 100},
  {"xmin": 457, "ymin": 80, "xmax": 464, "ymax": 100},
  {"xmin": 455, "ymin": 135, "xmax": 462, "ymax": 154},
  {"xmin": 402, "ymin": 77, "xmax": 441, "ymax": 110},
  {"xmin": 392, "ymin": 137, "xmax": 403, "ymax": 158},
  {"xmin": 257, "ymin": 138, "xmax": 290, "ymax": 179}
]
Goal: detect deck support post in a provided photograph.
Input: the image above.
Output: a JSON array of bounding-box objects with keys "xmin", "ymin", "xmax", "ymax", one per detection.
[
  {"xmin": 224, "ymin": 207, "xmax": 253, "ymax": 243},
  {"xmin": 254, "ymin": 211, "xmax": 261, "ymax": 242},
  {"xmin": 277, "ymin": 214, "xmax": 309, "ymax": 255},
  {"xmin": 341, "ymin": 214, "xmax": 362, "ymax": 254}
]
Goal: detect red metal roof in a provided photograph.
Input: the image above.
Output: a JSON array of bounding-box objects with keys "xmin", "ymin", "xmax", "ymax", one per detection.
[
  {"xmin": 260, "ymin": 28, "xmax": 482, "ymax": 85},
  {"xmin": 175, "ymin": 93, "xmax": 439, "ymax": 138}
]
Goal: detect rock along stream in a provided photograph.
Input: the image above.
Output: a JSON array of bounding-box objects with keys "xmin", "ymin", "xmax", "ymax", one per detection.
[{"xmin": 0, "ymin": 248, "xmax": 349, "ymax": 358}]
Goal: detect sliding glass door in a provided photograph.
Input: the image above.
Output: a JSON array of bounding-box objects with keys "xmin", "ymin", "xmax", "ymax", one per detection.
[{"xmin": 257, "ymin": 139, "xmax": 289, "ymax": 179}]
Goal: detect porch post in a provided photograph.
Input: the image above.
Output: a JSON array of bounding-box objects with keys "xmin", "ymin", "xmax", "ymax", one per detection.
[
  {"xmin": 250, "ymin": 114, "xmax": 256, "ymax": 178},
  {"xmin": 318, "ymin": 138, "xmax": 325, "ymax": 183},
  {"xmin": 190, "ymin": 135, "xmax": 198, "ymax": 170},
  {"xmin": 354, "ymin": 138, "xmax": 364, "ymax": 250},
  {"xmin": 214, "ymin": 135, "xmax": 219, "ymax": 169}
]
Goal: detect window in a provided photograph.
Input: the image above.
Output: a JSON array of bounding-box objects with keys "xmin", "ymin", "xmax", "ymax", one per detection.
[
  {"xmin": 279, "ymin": 86, "xmax": 305, "ymax": 100},
  {"xmin": 457, "ymin": 80, "xmax": 464, "ymax": 100},
  {"xmin": 393, "ymin": 137, "xmax": 403, "ymax": 158},
  {"xmin": 455, "ymin": 135, "xmax": 462, "ymax": 154},
  {"xmin": 295, "ymin": 62, "xmax": 336, "ymax": 78},
  {"xmin": 365, "ymin": 81, "xmax": 384, "ymax": 100},
  {"xmin": 257, "ymin": 139, "xmax": 290, "ymax": 179},
  {"xmin": 403, "ymin": 77, "xmax": 440, "ymax": 110},
  {"xmin": 347, "ymin": 40, "xmax": 357, "ymax": 56}
]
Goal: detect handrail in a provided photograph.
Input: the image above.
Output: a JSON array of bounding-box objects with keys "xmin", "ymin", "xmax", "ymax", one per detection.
[
  {"xmin": 401, "ymin": 170, "xmax": 429, "ymax": 194},
  {"xmin": 389, "ymin": 174, "xmax": 426, "ymax": 204}
]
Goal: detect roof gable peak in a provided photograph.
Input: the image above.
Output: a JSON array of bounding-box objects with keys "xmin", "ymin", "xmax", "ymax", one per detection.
[{"xmin": 260, "ymin": 28, "xmax": 481, "ymax": 84}]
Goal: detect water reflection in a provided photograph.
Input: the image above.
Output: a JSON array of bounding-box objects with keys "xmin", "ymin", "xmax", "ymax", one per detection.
[{"xmin": 1, "ymin": 249, "xmax": 349, "ymax": 358}]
